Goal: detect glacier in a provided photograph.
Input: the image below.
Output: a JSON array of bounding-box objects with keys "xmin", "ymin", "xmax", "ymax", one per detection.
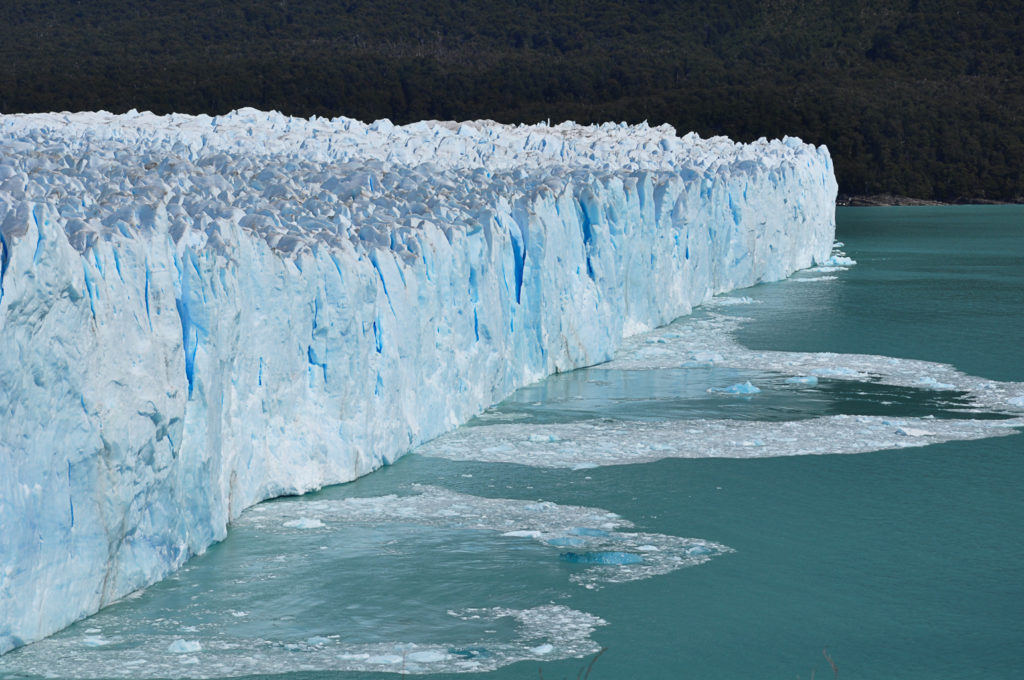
[{"xmin": 0, "ymin": 108, "xmax": 836, "ymax": 654}]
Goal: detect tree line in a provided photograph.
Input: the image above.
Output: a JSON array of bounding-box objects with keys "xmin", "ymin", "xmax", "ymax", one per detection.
[{"xmin": 1, "ymin": 0, "xmax": 1021, "ymax": 201}]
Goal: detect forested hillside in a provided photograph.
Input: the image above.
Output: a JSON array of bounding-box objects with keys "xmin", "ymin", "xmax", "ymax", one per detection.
[{"xmin": 1, "ymin": 0, "xmax": 1020, "ymax": 201}]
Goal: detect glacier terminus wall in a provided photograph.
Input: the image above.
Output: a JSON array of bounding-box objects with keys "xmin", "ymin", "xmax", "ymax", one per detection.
[{"xmin": 0, "ymin": 109, "xmax": 837, "ymax": 654}]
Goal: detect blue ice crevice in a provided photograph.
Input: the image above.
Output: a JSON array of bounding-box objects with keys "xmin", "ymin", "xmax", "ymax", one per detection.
[
  {"xmin": 31, "ymin": 207, "xmax": 45, "ymax": 264},
  {"xmin": 308, "ymin": 295, "xmax": 328, "ymax": 382},
  {"xmin": 0, "ymin": 232, "xmax": 8, "ymax": 304},
  {"xmin": 576, "ymin": 194, "xmax": 597, "ymax": 281},
  {"xmin": 81, "ymin": 263, "xmax": 97, "ymax": 319},
  {"xmin": 509, "ymin": 229, "xmax": 525, "ymax": 304},
  {"xmin": 175, "ymin": 297, "xmax": 198, "ymax": 397},
  {"xmin": 143, "ymin": 262, "xmax": 153, "ymax": 331},
  {"xmin": 307, "ymin": 345, "xmax": 327, "ymax": 383},
  {"xmin": 368, "ymin": 251, "xmax": 397, "ymax": 316},
  {"xmin": 173, "ymin": 252, "xmax": 208, "ymax": 399}
]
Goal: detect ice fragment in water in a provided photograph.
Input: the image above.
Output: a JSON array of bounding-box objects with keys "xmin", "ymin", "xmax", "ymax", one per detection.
[
  {"xmin": 166, "ymin": 639, "xmax": 201, "ymax": 654},
  {"xmin": 569, "ymin": 527, "xmax": 609, "ymax": 537},
  {"xmin": 896, "ymin": 427, "xmax": 934, "ymax": 437},
  {"xmin": 546, "ymin": 537, "xmax": 588, "ymax": 548},
  {"xmin": 917, "ymin": 376, "xmax": 957, "ymax": 390},
  {"xmin": 708, "ymin": 380, "xmax": 761, "ymax": 394},
  {"xmin": 282, "ymin": 517, "xmax": 326, "ymax": 529},
  {"xmin": 560, "ymin": 551, "xmax": 645, "ymax": 565}
]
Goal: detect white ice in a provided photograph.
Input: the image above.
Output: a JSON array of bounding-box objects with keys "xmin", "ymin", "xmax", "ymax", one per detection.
[
  {"xmin": 0, "ymin": 604, "xmax": 606, "ymax": 678},
  {"xmin": 0, "ymin": 109, "xmax": 834, "ymax": 652},
  {"xmin": 238, "ymin": 486, "xmax": 731, "ymax": 588}
]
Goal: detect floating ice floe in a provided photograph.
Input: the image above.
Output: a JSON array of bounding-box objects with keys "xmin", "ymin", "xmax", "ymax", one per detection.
[
  {"xmin": 416, "ymin": 311, "xmax": 1024, "ymax": 469},
  {"xmin": 3, "ymin": 484, "xmax": 692, "ymax": 676},
  {"xmin": 415, "ymin": 415, "xmax": 1023, "ymax": 469},
  {"xmin": 280, "ymin": 517, "xmax": 326, "ymax": 529},
  {"xmin": 167, "ymin": 640, "xmax": 202, "ymax": 654},
  {"xmin": 707, "ymin": 380, "xmax": 761, "ymax": 394},
  {"xmin": 0, "ymin": 605, "xmax": 606, "ymax": 678},
  {"xmin": 805, "ymin": 243, "xmax": 857, "ymax": 273},
  {"xmin": 238, "ymin": 486, "xmax": 731, "ymax": 589},
  {"xmin": 917, "ymin": 377, "xmax": 958, "ymax": 390},
  {"xmin": 601, "ymin": 312, "xmax": 1024, "ymax": 415}
]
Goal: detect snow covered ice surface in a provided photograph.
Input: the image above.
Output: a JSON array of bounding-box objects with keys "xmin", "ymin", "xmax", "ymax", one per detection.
[
  {"xmin": 417, "ymin": 302, "xmax": 1024, "ymax": 469},
  {"xmin": 0, "ymin": 108, "xmax": 835, "ymax": 652}
]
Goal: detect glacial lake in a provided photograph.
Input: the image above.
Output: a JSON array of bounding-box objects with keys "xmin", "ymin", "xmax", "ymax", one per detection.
[{"xmin": 2, "ymin": 205, "xmax": 1022, "ymax": 680}]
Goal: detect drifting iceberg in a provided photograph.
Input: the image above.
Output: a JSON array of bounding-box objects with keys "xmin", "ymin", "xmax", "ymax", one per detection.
[{"xmin": 0, "ymin": 108, "xmax": 836, "ymax": 653}]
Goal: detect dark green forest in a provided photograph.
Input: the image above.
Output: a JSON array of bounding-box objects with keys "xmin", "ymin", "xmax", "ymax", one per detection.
[{"xmin": 1, "ymin": 0, "xmax": 1021, "ymax": 201}]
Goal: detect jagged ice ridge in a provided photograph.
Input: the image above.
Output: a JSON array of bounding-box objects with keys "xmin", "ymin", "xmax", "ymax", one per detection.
[{"xmin": 0, "ymin": 108, "xmax": 837, "ymax": 654}]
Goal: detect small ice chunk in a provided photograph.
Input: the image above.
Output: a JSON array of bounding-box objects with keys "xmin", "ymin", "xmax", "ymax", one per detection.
[
  {"xmin": 569, "ymin": 527, "xmax": 609, "ymax": 537},
  {"xmin": 407, "ymin": 650, "xmax": 450, "ymax": 663},
  {"xmin": 824, "ymin": 254, "xmax": 856, "ymax": 266},
  {"xmin": 560, "ymin": 551, "xmax": 644, "ymax": 565},
  {"xmin": 896, "ymin": 427, "xmax": 933, "ymax": 437},
  {"xmin": 1009, "ymin": 396, "xmax": 1024, "ymax": 408},
  {"xmin": 449, "ymin": 646, "xmax": 490, "ymax": 659},
  {"xmin": 81, "ymin": 636, "xmax": 110, "ymax": 647},
  {"xmin": 546, "ymin": 536, "xmax": 587, "ymax": 548},
  {"xmin": 168, "ymin": 639, "xmax": 202, "ymax": 654},
  {"xmin": 814, "ymin": 367, "xmax": 861, "ymax": 377},
  {"xmin": 710, "ymin": 296, "xmax": 758, "ymax": 306},
  {"xmin": 708, "ymin": 381, "xmax": 760, "ymax": 394},
  {"xmin": 785, "ymin": 375, "xmax": 818, "ymax": 385},
  {"xmin": 502, "ymin": 530, "xmax": 542, "ymax": 538},
  {"xmin": 282, "ymin": 517, "xmax": 325, "ymax": 529},
  {"xmin": 571, "ymin": 463, "xmax": 599, "ymax": 470},
  {"xmin": 528, "ymin": 433, "xmax": 559, "ymax": 443},
  {"xmin": 917, "ymin": 377, "xmax": 956, "ymax": 390},
  {"xmin": 688, "ymin": 351, "xmax": 723, "ymax": 364},
  {"xmin": 529, "ymin": 644, "xmax": 554, "ymax": 655}
]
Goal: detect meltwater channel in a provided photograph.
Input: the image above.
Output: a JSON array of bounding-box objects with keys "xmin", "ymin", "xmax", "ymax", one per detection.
[{"xmin": 1, "ymin": 206, "xmax": 1021, "ymax": 680}]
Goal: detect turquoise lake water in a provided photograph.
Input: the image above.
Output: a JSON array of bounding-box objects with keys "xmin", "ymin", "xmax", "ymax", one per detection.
[{"xmin": 1, "ymin": 206, "xmax": 1022, "ymax": 680}]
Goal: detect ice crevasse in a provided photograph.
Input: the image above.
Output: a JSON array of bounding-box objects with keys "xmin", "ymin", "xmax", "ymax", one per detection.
[{"xmin": 0, "ymin": 108, "xmax": 837, "ymax": 653}]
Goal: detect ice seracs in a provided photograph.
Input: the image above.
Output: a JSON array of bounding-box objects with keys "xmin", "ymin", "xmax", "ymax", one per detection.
[{"xmin": 0, "ymin": 109, "xmax": 836, "ymax": 654}]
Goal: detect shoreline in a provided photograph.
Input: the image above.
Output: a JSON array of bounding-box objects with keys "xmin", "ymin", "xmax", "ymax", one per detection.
[{"xmin": 837, "ymin": 193, "xmax": 1023, "ymax": 207}]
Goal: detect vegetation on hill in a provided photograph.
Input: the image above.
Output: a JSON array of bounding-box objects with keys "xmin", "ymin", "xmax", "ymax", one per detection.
[{"xmin": 1, "ymin": 0, "xmax": 1021, "ymax": 201}]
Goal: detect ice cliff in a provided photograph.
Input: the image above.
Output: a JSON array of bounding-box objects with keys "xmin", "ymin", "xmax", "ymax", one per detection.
[{"xmin": 0, "ymin": 109, "xmax": 837, "ymax": 653}]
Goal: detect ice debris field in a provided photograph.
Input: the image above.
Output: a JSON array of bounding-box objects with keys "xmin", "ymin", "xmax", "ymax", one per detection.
[
  {"xmin": 5, "ymin": 485, "xmax": 725, "ymax": 678},
  {"xmin": 0, "ymin": 108, "xmax": 836, "ymax": 654},
  {"xmin": 419, "ymin": 295, "xmax": 1024, "ymax": 469}
]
